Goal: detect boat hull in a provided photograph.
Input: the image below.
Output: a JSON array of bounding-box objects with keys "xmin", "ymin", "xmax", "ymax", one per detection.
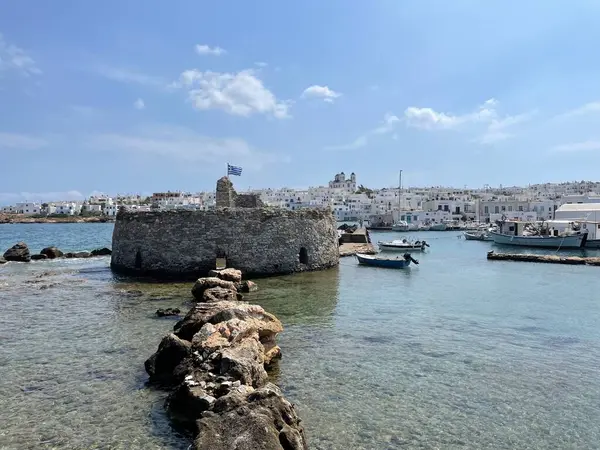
[
  {"xmin": 356, "ymin": 253, "xmax": 411, "ymax": 268},
  {"xmin": 490, "ymin": 231, "xmax": 586, "ymax": 249},
  {"xmin": 464, "ymin": 232, "xmax": 492, "ymax": 241},
  {"xmin": 379, "ymin": 245, "xmax": 424, "ymax": 252}
]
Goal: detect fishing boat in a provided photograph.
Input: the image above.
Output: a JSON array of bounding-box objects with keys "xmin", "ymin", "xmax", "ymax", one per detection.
[
  {"xmin": 378, "ymin": 238, "xmax": 430, "ymax": 252},
  {"xmin": 356, "ymin": 252, "xmax": 419, "ymax": 269},
  {"xmin": 490, "ymin": 220, "xmax": 588, "ymax": 249},
  {"xmin": 463, "ymin": 230, "xmax": 492, "ymax": 241}
]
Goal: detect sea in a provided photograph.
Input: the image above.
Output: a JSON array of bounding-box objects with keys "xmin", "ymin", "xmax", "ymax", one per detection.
[{"xmin": 1, "ymin": 223, "xmax": 600, "ymax": 450}]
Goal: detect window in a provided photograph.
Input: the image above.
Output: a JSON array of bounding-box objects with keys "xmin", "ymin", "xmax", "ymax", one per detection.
[
  {"xmin": 508, "ymin": 206, "xmax": 513, "ymax": 212},
  {"xmin": 484, "ymin": 206, "xmax": 489, "ymax": 214},
  {"xmin": 501, "ymin": 206, "xmax": 506, "ymax": 211},
  {"xmin": 495, "ymin": 206, "xmax": 499, "ymax": 213},
  {"xmin": 519, "ymin": 206, "xmax": 523, "ymax": 211}
]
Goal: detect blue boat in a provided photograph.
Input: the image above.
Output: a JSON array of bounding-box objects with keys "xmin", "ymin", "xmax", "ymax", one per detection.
[{"xmin": 355, "ymin": 252, "xmax": 419, "ymax": 269}]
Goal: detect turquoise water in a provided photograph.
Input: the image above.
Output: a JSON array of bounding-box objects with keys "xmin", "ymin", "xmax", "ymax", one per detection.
[{"xmin": 1, "ymin": 225, "xmax": 600, "ymax": 449}]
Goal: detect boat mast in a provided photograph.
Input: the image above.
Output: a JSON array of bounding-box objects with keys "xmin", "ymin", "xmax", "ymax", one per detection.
[{"xmin": 398, "ymin": 170, "xmax": 402, "ymax": 212}]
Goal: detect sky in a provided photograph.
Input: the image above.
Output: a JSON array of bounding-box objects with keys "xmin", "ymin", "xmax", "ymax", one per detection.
[{"xmin": 2, "ymin": 0, "xmax": 600, "ymax": 204}]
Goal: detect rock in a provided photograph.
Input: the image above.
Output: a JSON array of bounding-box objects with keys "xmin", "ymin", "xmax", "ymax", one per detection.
[
  {"xmin": 174, "ymin": 301, "xmax": 282, "ymax": 343},
  {"xmin": 91, "ymin": 247, "xmax": 112, "ymax": 256},
  {"xmin": 202, "ymin": 287, "xmax": 243, "ymax": 303},
  {"xmin": 31, "ymin": 254, "xmax": 48, "ymax": 260},
  {"xmin": 168, "ymin": 383, "xmax": 217, "ymax": 423},
  {"xmin": 144, "ymin": 333, "xmax": 192, "ymax": 384},
  {"xmin": 0, "ymin": 257, "xmax": 7, "ymax": 264},
  {"xmin": 219, "ymin": 333, "xmax": 268, "ymax": 387},
  {"xmin": 208, "ymin": 268, "xmax": 243, "ymax": 283},
  {"xmin": 64, "ymin": 251, "xmax": 92, "ymax": 258},
  {"xmin": 3, "ymin": 242, "xmax": 31, "ymax": 262},
  {"xmin": 194, "ymin": 385, "xmax": 308, "ymax": 450},
  {"xmin": 156, "ymin": 308, "xmax": 181, "ymax": 317},
  {"xmin": 235, "ymin": 280, "xmax": 259, "ymax": 293},
  {"xmin": 40, "ymin": 247, "xmax": 64, "ymax": 259},
  {"xmin": 191, "ymin": 277, "xmax": 237, "ymax": 300}
]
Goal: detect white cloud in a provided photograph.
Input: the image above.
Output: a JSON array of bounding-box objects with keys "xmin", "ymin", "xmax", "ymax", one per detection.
[
  {"xmin": 133, "ymin": 98, "xmax": 145, "ymax": 110},
  {"xmin": 0, "ymin": 33, "xmax": 41, "ymax": 76},
  {"xmin": 373, "ymin": 113, "xmax": 401, "ymax": 134},
  {"xmin": 404, "ymin": 98, "xmax": 497, "ymax": 130},
  {"xmin": 174, "ymin": 69, "xmax": 290, "ymax": 118},
  {"xmin": 85, "ymin": 124, "xmax": 290, "ymax": 168},
  {"xmin": 301, "ymin": 85, "xmax": 342, "ymax": 103},
  {"xmin": 557, "ymin": 101, "xmax": 600, "ymax": 119},
  {"xmin": 405, "ymin": 98, "xmax": 535, "ymax": 145},
  {"xmin": 0, "ymin": 132, "xmax": 46, "ymax": 150},
  {"xmin": 476, "ymin": 111, "xmax": 537, "ymax": 144},
  {"xmin": 94, "ymin": 65, "xmax": 162, "ymax": 86},
  {"xmin": 195, "ymin": 44, "xmax": 226, "ymax": 56},
  {"xmin": 552, "ymin": 141, "xmax": 600, "ymax": 153}
]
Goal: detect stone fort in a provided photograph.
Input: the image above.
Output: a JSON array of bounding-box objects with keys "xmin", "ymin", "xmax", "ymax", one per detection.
[{"xmin": 110, "ymin": 177, "xmax": 339, "ymax": 279}]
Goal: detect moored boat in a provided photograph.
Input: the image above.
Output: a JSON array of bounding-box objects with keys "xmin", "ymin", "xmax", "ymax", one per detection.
[
  {"xmin": 391, "ymin": 221, "xmax": 409, "ymax": 232},
  {"xmin": 378, "ymin": 238, "xmax": 429, "ymax": 252},
  {"xmin": 356, "ymin": 252, "xmax": 419, "ymax": 269},
  {"xmin": 490, "ymin": 220, "xmax": 587, "ymax": 249},
  {"xmin": 464, "ymin": 231, "xmax": 492, "ymax": 241}
]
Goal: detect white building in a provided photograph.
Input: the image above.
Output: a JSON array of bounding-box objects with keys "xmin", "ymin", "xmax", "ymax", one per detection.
[
  {"xmin": 16, "ymin": 202, "xmax": 41, "ymax": 215},
  {"xmin": 328, "ymin": 172, "xmax": 357, "ymax": 191}
]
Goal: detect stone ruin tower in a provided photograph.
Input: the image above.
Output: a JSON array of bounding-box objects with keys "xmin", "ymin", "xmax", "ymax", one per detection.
[{"xmin": 215, "ymin": 176, "xmax": 264, "ymax": 208}]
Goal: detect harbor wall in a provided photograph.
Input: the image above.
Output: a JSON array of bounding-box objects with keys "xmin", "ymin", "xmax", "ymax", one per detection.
[{"xmin": 110, "ymin": 207, "xmax": 339, "ymax": 279}]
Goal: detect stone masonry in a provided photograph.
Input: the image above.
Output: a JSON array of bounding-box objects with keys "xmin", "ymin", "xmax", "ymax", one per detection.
[
  {"xmin": 110, "ymin": 207, "xmax": 339, "ymax": 279},
  {"xmin": 216, "ymin": 177, "xmax": 264, "ymax": 208}
]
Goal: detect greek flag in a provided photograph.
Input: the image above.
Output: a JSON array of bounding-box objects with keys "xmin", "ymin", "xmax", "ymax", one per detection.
[{"xmin": 227, "ymin": 164, "xmax": 242, "ymax": 176}]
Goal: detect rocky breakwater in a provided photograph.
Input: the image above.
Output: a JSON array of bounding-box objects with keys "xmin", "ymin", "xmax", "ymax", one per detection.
[
  {"xmin": 1, "ymin": 242, "xmax": 112, "ymax": 263},
  {"xmin": 145, "ymin": 268, "xmax": 308, "ymax": 450}
]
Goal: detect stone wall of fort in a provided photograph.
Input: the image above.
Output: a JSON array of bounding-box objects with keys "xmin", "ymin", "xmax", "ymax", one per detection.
[{"xmin": 110, "ymin": 207, "xmax": 339, "ymax": 279}]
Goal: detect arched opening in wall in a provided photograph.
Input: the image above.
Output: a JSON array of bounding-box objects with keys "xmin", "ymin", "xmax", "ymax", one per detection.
[
  {"xmin": 135, "ymin": 250, "xmax": 142, "ymax": 269},
  {"xmin": 215, "ymin": 248, "xmax": 227, "ymax": 270},
  {"xmin": 299, "ymin": 247, "xmax": 309, "ymax": 265}
]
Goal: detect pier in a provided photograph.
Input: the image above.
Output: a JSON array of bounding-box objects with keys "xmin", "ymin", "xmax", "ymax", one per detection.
[
  {"xmin": 339, "ymin": 227, "xmax": 377, "ymax": 257},
  {"xmin": 487, "ymin": 251, "xmax": 600, "ymax": 266}
]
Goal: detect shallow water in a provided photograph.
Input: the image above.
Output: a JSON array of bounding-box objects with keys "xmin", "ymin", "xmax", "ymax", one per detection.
[{"xmin": 1, "ymin": 225, "xmax": 600, "ymax": 449}]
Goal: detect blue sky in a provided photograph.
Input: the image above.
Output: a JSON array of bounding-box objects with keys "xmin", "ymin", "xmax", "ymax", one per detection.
[{"xmin": 2, "ymin": 0, "xmax": 600, "ymax": 204}]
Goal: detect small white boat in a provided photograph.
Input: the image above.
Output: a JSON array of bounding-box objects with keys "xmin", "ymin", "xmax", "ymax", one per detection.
[
  {"xmin": 464, "ymin": 230, "xmax": 493, "ymax": 241},
  {"xmin": 378, "ymin": 238, "xmax": 430, "ymax": 252},
  {"xmin": 391, "ymin": 221, "xmax": 409, "ymax": 232}
]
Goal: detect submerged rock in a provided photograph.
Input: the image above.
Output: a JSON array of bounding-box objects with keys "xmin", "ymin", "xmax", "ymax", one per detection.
[
  {"xmin": 91, "ymin": 247, "xmax": 112, "ymax": 256},
  {"xmin": 208, "ymin": 268, "xmax": 243, "ymax": 283},
  {"xmin": 191, "ymin": 277, "xmax": 237, "ymax": 301},
  {"xmin": 0, "ymin": 257, "xmax": 7, "ymax": 264},
  {"xmin": 156, "ymin": 308, "xmax": 181, "ymax": 317},
  {"xmin": 235, "ymin": 280, "xmax": 259, "ymax": 293},
  {"xmin": 40, "ymin": 246, "xmax": 64, "ymax": 259},
  {"xmin": 31, "ymin": 254, "xmax": 48, "ymax": 261},
  {"xmin": 3, "ymin": 242, "xmax": 31, "ymax": 262}
]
